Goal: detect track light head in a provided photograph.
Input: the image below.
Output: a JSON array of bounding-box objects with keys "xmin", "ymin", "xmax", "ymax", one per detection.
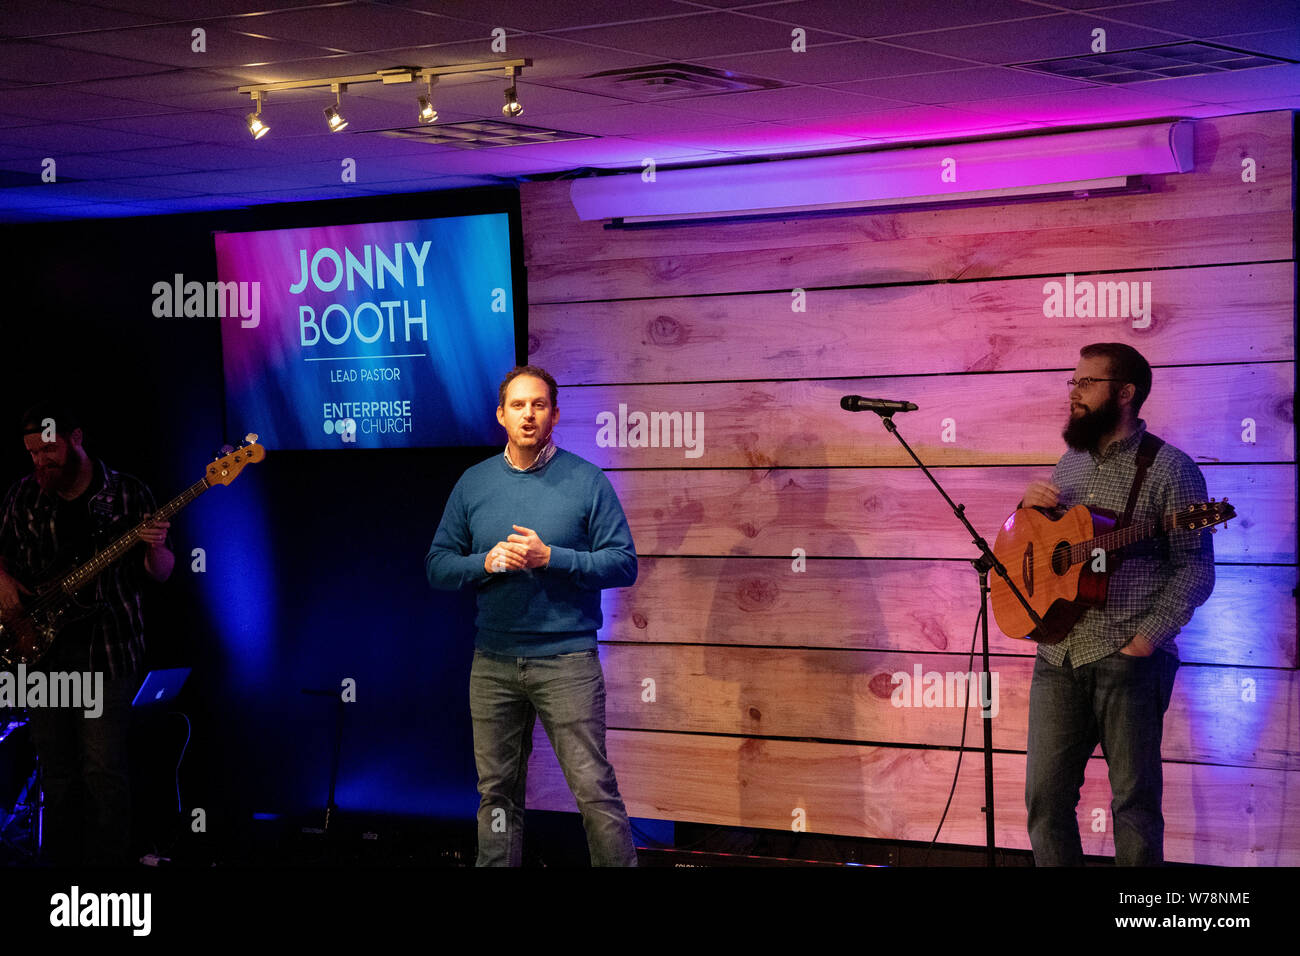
[
  {"xmin": 323, "ymin": 104, "xmax": 348, "ymax": 131},
  {"xmin": 502, "ymin": 86, "xmax": 523, "ymax": 118},
  {"xmin": 418, "ymin": 94, "xmax": 437, "ymax": 124},
  {"xmin": 246, "ymin": 91, "xmax": 269, "ymax": 139},
  {"xmin": 246, "ymin": 112, "xmax": 269, "ymax": 139}
]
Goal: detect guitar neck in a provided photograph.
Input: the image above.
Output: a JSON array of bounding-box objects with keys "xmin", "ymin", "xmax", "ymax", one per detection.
[
  {"xmin": 58, "ymin": 476, "xmax": 209, "ymax": 595},
  {"xmin": 1070, "ymin": 514, "xmax": 1169, "ymax": 566}
]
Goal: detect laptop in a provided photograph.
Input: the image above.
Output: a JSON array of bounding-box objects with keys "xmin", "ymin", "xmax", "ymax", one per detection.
[{"xmin": 131, "ymin": 668, "xmax": 192, "ymax": 709}]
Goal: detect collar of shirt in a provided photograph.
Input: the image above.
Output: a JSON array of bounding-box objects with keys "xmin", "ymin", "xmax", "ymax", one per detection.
[
  {"xmin": 1093, "ymin": 418, "xmax": 1147, "ymax": 463},
  {"xmin": 503, "ymin": 438, "xmax": 557, "ymax": 472}
]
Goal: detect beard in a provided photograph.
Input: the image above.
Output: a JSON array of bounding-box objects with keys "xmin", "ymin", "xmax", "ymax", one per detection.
[
  {"xmin": 1063, "ymin": 389, "xmax": 1122, "ymax": 452},
  {"xmin": 35, "ymin": 450, "xmax": 80, "ymax": 493}
]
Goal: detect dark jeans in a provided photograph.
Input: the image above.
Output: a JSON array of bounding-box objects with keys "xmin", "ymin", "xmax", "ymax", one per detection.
[
  {"xmin": 25, "ymin": 631, "xmax": 138, "ymax": 866},
  {"xmin": 468, "ymin": 647, "xmax": 637, "ymax": 867},
  {"xmin": 1026, "ymin": 649, "xmax": 1179, "ymax": 866}
]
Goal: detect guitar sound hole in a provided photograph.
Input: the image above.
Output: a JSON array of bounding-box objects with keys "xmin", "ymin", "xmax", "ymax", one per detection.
[{"xmin": 1051, "ymin": 541, "xmax": 1072, "ymax": 576}]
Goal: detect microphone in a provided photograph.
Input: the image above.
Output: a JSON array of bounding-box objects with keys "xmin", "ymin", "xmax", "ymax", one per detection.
[{"xmin": 840, "ymin": 395, "xmax": 918, "ymax": 414}]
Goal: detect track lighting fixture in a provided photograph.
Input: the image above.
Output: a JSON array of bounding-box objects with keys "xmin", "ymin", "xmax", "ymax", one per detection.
[
  {"xmin": 501, "ymin": 66, "xmax": 523, "ymax": 118},
  {"xmin": 501, "ymin": 87, "xmax": 522, "ymax": 118},
  {"xmin": 237, "ymin": 60, "xmax": 530, "ymax": 136},
  {"xmin": 246, "ymin": 90, "xmax": 269, "ymax": 139},
  {"xmin": 324, "ymin": 84, "xmax": 348, "ymax": 132},
  {"xmin": 418, "ymin": 77, "xmax": 437, "ymax": 124}
]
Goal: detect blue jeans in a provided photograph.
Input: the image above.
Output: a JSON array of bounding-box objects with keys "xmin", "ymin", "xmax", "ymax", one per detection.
[
  {"xmin": 468, "ymin": 647, "xmax": 637, "ymax": 866},
  {"xmin": 26, "ymin": 628, "xmax": 138, "ymax": 866},
  {"xmin": 1026, "ymin": 650, "xmax": 1179, "ymax": 866}
]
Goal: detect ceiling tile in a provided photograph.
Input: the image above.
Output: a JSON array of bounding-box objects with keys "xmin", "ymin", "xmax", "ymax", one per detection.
[
  {"xmin": 40, "ymin": 153, "xmax": 191, "ymax": 179},
  {"xmin": 555, "ymin": 12, "xmax": 841, "ymax": 58},
  {"xmin": 711, "ymin": 41, "xmax": 979, "ymax": 83},
  {"xmin": 1205, "ymin": 28, "xmax": 1300, "ymax": 59},
  {"xmin": 732, "ymin": 0, "xmax": 1054, "ymax": 38},
  {"xmin": 772, "ymin": 106, "xmax": 1034, "ymax": 142},
  {"xmin": 1, "ymin": 87, "xmax": 183, "ymax": 123},
  {"xmin": 953, "ymin": 85, "xmax": 1214, "ymax": 122},
  {"xmin": 46, "ymin": 24, "xmax": 344, "ymax": 68},
  {"xmin": 377, "ymin": 0, "xmax": 700, "ymax": 33},
  {"xmin": 507, "ymin": 103, "xmax": 744, "ymax": 136},
  {"xmin": 0, "ymin": 1, "xmax": 156, "ymax": 37},
  {"xmin": 87, "ymin": 0, "xmax": 332, "ymax": 14},
  {"xmin": 885, "ymin": 14, "xmax": 1180, "ymax": 64},
  {"xmin": 630, "ymin": 121, "xmax": 866, "ymax": 150},
  {"xmin": 666, "ymin": 84, "xmax": 912, "ymax": 119},
  {"xmin": 1094, "ymin": 0, "xmax": 1300, "ymax": 36},
  {"xmin": 491, "ymin": 136, "xmax": 726, "ymax": 166},
  {"xmin": 0, "ymin": 39, "xmax": 175, "ymax": 82},
  {"xmin": 0, "ymin": 121, "xmax": 189, "ymax": 153},
  {"xmin": 828, "ymin": 66, "xmax": 1097, "ymax": 104},
  {"xmin": 1113, "ymin": 62, "xmax": 1300, "ymax": 103},
  {"xmin": 235, "ymin": 5, "xmax": 486, "ymax": 52}
]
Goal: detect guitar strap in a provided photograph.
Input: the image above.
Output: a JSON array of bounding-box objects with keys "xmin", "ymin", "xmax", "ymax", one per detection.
[{"xmin": 1120, "ymin": 431, "xmax": 1164, "ymax": 528}]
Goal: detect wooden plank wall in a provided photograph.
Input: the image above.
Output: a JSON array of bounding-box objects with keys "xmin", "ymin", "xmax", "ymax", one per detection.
[{"xmin": 521, "ymin": 110, "xmax": 1299, "ymax": 865}]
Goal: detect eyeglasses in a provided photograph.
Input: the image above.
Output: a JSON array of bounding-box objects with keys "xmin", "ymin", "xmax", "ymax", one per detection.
[{"xmin": 1067, "ymin": 377, "xmax": 1121, "ymax": 390}]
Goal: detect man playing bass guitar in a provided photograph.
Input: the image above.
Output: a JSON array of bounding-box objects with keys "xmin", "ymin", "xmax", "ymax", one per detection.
[
  {"xmin": 0, "ymin": 402, "xmax": 174, "ymax": 866},
  {"xmin": 1020, "ymin": 343, "xmax": 1214, "ymax": 866}
]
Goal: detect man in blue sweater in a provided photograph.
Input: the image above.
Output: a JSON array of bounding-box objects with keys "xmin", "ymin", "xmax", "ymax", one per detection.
[{"xmin": 425, "ymin": 365, "xmax": 639, "ymax": 866}]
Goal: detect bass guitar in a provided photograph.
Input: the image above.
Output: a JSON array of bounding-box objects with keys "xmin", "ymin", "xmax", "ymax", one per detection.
[
  {"xmin": 990, "ymin": 498, "xmax": 1233, "ymax": 644},
  {"xmin": 0, "ymin": 435, "xmax": 265, "ymax": 667}
]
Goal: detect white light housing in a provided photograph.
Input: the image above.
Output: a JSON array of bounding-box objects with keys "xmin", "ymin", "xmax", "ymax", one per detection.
[
  {"xmin": 324, "ymin": 104, "xmax": 348, "ymax": 132},
  {"xmin": 418, "ymin": 94, "xmax": 437, "ymax": 124},
  {"xmin": 246, "ymin": 112, "xmax": 269, "ymax": 139},
  {"xmin": 502, "ymin": 86, "xmax": 522, "ymax": 118},
  {"xmin": 570, "ymin": 120, "xmax": 1196, "ymax": 222}
]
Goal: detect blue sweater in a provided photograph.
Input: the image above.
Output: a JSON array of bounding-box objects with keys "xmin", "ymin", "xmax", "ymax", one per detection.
[{"xmin": 425, "ymin": 448, "xmax": 637, "ymax": 655}]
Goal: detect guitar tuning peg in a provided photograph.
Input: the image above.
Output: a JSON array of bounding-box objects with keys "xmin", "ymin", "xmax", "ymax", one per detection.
[
  {"xmin": 220, "ymin": 444, "xmax": 235, "ymax": 456},
  {"xmin": 245, "ymin": 432, "xmax": 259, "ymax": 444}
]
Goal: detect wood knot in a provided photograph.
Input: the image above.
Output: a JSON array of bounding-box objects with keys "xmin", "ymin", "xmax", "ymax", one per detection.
[
  {"xmin": 646, "ymin": 315, "xmax": 685, "ymax": 346},
  {"xmin": 526, "ymin": 333, "xmax": 541, "ymax": 355},
  {"xmin": 867, "ymin": 672, "xmax": 899, "ymax": 699},
  {"xmin": 736, "ymin": 577, "xmax": 778, "ymax": 611},
  {"xmin": 632, "ymin": 612, "xmax": 648, "ymax": 629},
  {"xmin": 748, "ymin": 707, "xmax": 762, "ymax": 720}
]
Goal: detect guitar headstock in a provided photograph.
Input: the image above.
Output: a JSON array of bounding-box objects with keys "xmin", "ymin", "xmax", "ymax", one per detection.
[
  {"xmin": 1172, "ymin": 498, "xmax": 1236, "ymax": 532},
  {"xmin": 206, "ymin": 434, "xmax": 266, "ymax": 487}
]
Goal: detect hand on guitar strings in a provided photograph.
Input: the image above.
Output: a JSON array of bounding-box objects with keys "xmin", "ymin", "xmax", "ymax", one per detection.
[{"xmin": 138, "ymin": 514, "xmax": 170, "ymax": 549}]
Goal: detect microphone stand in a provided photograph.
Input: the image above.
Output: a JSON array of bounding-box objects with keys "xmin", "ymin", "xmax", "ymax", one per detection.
[{"xmin": 867, "ymin": 411, "xmax": 1047, "ymax": 866}]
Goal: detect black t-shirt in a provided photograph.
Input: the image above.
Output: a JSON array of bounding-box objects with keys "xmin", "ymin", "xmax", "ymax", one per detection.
[
  {"xmin": 52, "ymin": 467, "xmax": 103, "ymax": 571},
  {"xmin": 49, "ymin": 468, "xmax": 106, "ymax": 650}
]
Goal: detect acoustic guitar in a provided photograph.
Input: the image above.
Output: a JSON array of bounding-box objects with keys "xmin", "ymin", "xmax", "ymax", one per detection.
[
  {"xmin": 0, "ymin": 436, "xmax": 265, "ymax": 667},
  {"xmin": 990, "ymin": 499, "xmax": 1234, "ymax": 644}
]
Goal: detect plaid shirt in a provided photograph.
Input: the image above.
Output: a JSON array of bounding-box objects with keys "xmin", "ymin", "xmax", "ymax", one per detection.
[
  {"xmin": 502, "ymin": 438, "xmax": 557, "ymax": 473},
  {"xmin": 1041, "ymin": 421, "xmax": 1215, "ymax": 667},
  {"xmin": 0, "ymin": 459, "xmax": 163, "ymax": 678}
]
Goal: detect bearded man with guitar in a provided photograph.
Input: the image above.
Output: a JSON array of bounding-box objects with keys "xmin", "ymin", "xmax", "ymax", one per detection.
[
  {"xmin": 0, "ymin": 402, "xmax": 174, "ymax": 865},
  {"xmin": 1018, "ymin": 343, "xmax": 1215, "ymax": 866}
]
